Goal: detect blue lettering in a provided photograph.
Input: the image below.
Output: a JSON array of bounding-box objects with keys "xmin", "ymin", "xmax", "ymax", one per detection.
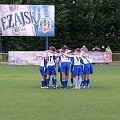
[
  {"xmin": 24, "ymin": 12, "xmax": 31, "ymax": 24},
  {"xmin": 20, "ymin": 12, "xmax": 25, "ymax": 26},
  {"xmin": 1, "ymin": 11, "xmax": 37, "ymax": 30},
  {"xmin": 1, "ymin": 17, "xmax": 8, "ymax": 30},
  {"xmin": 15, "ymin": 13, "xmax": 22, "ymax": 26},
  {"xmin": 7, "ymin": 14, "xmax": 14, "ymax": 28},
  {"xmin": 29, "ymin": 12, "xmax": 36, "ymax": 24}
]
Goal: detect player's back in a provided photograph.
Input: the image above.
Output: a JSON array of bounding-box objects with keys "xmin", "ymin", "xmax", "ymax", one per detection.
[
  {"xmin": 46, "ymin": 53, "xmax": 56, "ymax": 66},
  {"xmin": 81, "ymin": 55, "xmax": 90, "ymax": 64},
  {"xmin": 60, "ymin": 54, "xmax": 70, "ymax": 63},
  {"xmin": 73, "ymin": 55, "xmax": 82, "ymax": 65}
]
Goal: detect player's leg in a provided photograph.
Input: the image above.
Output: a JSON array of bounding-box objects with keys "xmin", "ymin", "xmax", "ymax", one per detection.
[
  {"xmin": 83, "ymin": 64, "xmax": 90, "ymax": 88},
  {"xmin": 51, "ymin": 66, "xmax": 57, "ymax": 89},
  {"xmin": 52, "ymin": 75, "xmax": 57, "ymax": 88},
  {"xmin": 72, "ymin": 76, "xmax": 78, "ymax": 89},
  {"xmin": 70, "ymin": 65, "xmax": 73, "ymax": 86},
  {"xmin": 80, "ymin": 65, "xmax": 84, "ymax": 87},
  {"xmin": 81, "ymin": 74, "xmax": 85, "ymax": 87},
  {"xmin": 61, "ymin": 72, "xmax": 66, "ymax": 89},
  {"xmin": 60, "ymin": 72, "xmax": 62, "ymax": 86},
  {"xmin": 87, "ymin": 63, "xmax": 93, "ymax": 88},
  {"xmin": 58, "ymin": 66, "xmax": 62, "ymax": 86},
  {"xmin": 46, "ymin": 75, "xmax": 51, "ymax": 88},
  {"xmin": 41, "ymin": 76, "xmax": 46, "ymax": 88},
  {"xmin": 39, "ymin": 66, "xmax": 46, "ymax": 88},
  {"xmin": 52, "ymin": 77, "xmax": 54, "ymax": 86},
  {"xmin": 64, "ymin": 62, "xmax": 70, "ymax": 88},
  {"xmin": 61, "ymin": 62, "xmax": 66, "ymax": 89},
  {"xmin": 78, "ymin": 65, "xmax": 83, "ymax": 89},
  {"xmin": 61, "ymin": 62, "xmax": 70, "ymax": 89},
  {"xmin": 86, "ymin": 74, "xmax": 90, "ymax": 88},
  {"xmin": 70, "ymin": 74, "xmax": 73, "ymax": 86},
  {"xmin": 72, "ymin": 66, "xmax": 78, "ymax": 89},
  {"xmin": 78, "ymin": 75, "xmax": 82, "ymax": 89},
  {"xmin": 46, "ymin": 66, "xmax": 51, "ymax": 88}
]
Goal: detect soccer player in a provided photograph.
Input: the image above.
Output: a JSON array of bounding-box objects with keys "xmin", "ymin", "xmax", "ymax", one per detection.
[
  {"xmin": 45, "ymin": 46, "xmax": 57, "ymax": 89},
  {"xmin": 39, "ymin": 53, "xmax": 47, "ymax": 88},
  {"xmin": 80, "ymin": 53, "xmax": 93, "ymax": 88},
  {"xmin": 70, "ymin": 48, "xmax": 83, "ymax": 89},
  {"xmin": 59, "ymin": 46, "xmax": 71, "ymax": 89},
  {"xmin": 63, "ymin": 45, "xmax": 73, "ymax": 86},
  {"xmin": 69, "ymin": 49, "xmax": 75, "ymax": 86},
  {"xmin": 86, "ymin": 56, "xmax": 93, "ymax": 88},
  {"xmin": 56, "ymin": 49, "xmax": 62, "ymax": 86}
]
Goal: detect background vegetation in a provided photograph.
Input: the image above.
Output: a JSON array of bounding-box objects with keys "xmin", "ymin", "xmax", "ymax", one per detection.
[{"xmin": 0, "ymin": 0, "xmax": 120, "ymax": 51}]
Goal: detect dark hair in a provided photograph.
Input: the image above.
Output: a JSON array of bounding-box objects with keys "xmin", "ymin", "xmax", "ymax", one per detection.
[
  {"xmin": 70, "ymin": 49, "xmax": 74, "ymax": 53},
  {"xmin": 75, "ymin": 48, "xmax": 80, "ymax": 52},
  {"xmin": 49, "ymin": 46, "xmax": 56, "ymax": 52},
  {"xmin": 63, "ymin": 44, "xmax": 68, "ymax": 49},
  {"xmin": 61, "ymin": 46, "xmax": 67, "ymax": 52}
]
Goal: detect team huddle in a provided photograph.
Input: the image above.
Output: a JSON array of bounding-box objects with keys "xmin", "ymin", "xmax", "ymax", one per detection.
[{"xmin": 39, "ymin": 45, "xmax": 93, "ymax": 89}]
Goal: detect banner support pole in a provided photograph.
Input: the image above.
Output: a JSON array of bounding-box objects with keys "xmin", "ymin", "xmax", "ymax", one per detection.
[{"xmin": 46, "ymin": 36, "xmax": 48, "ymax": 50}]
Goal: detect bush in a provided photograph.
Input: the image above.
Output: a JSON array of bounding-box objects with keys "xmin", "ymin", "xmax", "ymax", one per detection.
[
  {"xmin": 0, "ymin": 53, "xmax": 8, "ymax": 62},
  {"xmin": 112, "ymin": 53, "xmax": 120, "ymax": 61}
]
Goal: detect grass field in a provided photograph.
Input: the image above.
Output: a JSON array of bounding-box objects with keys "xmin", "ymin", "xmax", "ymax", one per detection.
[{"xmin": 0, "ymin": 64, "xmax": 120, "ymax": 120}]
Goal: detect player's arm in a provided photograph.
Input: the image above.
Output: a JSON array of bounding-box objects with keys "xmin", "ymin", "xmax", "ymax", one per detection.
[
  {"xmin": 44, "ymin": 50, "xmax": 51, "ymax": 59},
  {"xmin": 84, "ymin": 53, "xmax": 94, "ymax": 62}
]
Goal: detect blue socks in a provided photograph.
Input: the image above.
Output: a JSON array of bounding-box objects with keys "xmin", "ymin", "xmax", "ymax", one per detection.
[
  {"xmin": 52, "ymin": 77, "xmax": 54, "ymax": 86},
  {"xmin": 83, "ymin": 79, "xmax": 87, "ymax": 87},
  {"xmin": 52, "ymin": 78, "xmax": 57, "ymax": 88},
  {"xmin": 41, "ymin": 80, "xmax": 45, "ymax": 87},
  {"xmin": 62, "ymin": 80, "xmax": 68, "ymax": 89},
  {"xmin": 45, "ymin": 78, "xmax": 57, "ymax": 88},
  {"xmin": 83, "ymin": 79, "xmax": 90, "ymax": 88},
  {"xmin": 87, "ymin": 79, "xmax": 90, "ymax": 87},
  {"xmin": 46, "ymin": 78, "xmax": 50, "ymax": 87}
]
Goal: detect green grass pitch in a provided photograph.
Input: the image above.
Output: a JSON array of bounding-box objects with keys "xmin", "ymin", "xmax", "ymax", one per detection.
[{"xmin": 0, "ymin": 64, "xmax": 120, "ymax": 120}]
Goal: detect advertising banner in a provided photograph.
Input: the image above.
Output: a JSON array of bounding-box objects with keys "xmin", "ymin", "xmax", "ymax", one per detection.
[
  {"xmin": 87, "ymin": 51, "xmax": 112, "ymax": 63},
  {"xmin": 0, "ymin": 5, "xmax": 55, "ymax": 36},
  {"xmin": 8, "ymin": 51, "xmax": 45, "ymax": 65},
  {"xmin": 8, "ymin": 51, "xmax": 112, "ymax": 65}
]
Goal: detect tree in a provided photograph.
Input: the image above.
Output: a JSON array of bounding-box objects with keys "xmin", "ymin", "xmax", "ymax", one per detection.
[{"xmin": 1, "ymin": 0, "xmax": 120, "ymax": 51}]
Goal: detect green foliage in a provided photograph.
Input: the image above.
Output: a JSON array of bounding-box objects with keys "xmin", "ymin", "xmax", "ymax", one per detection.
[
  {"xmin": 1, "ymin": 0, "xmax": 120, "ymax": 51},
  {"xmin": 0, "ymin": 53, "xmax": 8, "ymax": 62},
  {"xmin": 112, "ymin": 53, "xmax": 120, "ymax": 61}
]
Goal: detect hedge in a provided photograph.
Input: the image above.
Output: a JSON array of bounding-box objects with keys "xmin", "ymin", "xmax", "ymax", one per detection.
[
  {"xmin": 112, "ymin": 53, "xmax": 120, "ymax": 61},
  {"xmin": 0, "ymin": 53, "xmax": 8, "ymax": 62}
]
